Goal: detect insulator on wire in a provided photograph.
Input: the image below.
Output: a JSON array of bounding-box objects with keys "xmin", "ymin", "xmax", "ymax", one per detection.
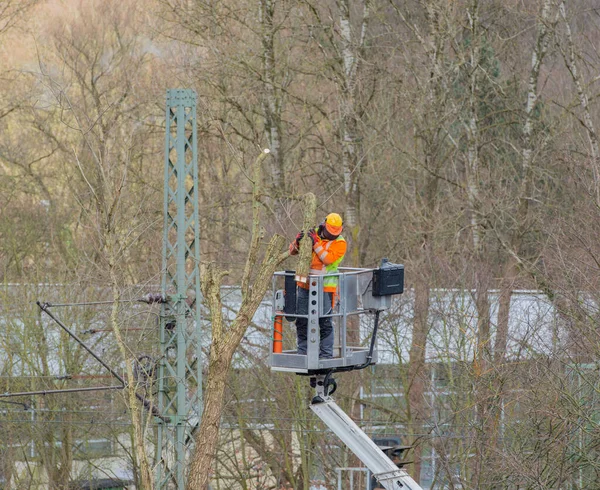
[
  {"xmin": 139, "ymin": 293, "xmax": 166, "ymax": 304},
  {"xmin": 134, "ymin": 355, "xmax": 157, "ymax": 384}
]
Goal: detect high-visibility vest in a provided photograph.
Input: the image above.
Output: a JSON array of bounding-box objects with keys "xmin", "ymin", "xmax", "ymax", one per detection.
[{"xmin": 303, "ymin": 232, "xmax": 347, "ymax": 293}]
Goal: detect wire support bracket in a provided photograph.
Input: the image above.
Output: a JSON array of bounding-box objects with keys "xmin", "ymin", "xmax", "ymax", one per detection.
[{"xmin": 0, "ymin": 302, "xmax": 168, "ymax": 422}]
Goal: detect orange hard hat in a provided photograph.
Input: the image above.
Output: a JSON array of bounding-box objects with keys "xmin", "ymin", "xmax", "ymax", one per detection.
[{"xmin": 324, "ymin": 213, "xmax": 343, "ymax": 236}]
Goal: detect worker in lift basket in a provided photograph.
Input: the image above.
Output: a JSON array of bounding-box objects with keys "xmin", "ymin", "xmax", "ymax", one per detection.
[{"xmin": 289, "ymin": 213, "xmax": 347, "ymax": 359}]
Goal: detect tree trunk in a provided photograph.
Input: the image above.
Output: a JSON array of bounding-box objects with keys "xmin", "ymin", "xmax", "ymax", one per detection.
[
  {"xmin": 107, "ymin": 235, "xmax": 154, "ymax": 490},
  {"xmin": 337, "ymin": 0, "xmax": 369, "ymax": 265},
  {"xmin": 295, "ymin": 192, "xmax": 317, "ymax": 282},
  {"xmin": 187, "ymin": 238, "xmax": 287, "ymax": 489},
  {"xmin": 186, "ymin": 352, "xmax": 230, "ymax": 489},
  {"xmin": 495, "ymin": 259, "xmax": 518, "ymax": 364},
  {"xmin": 472, "ymin": 267, "xmax": 492, "ymax": 488},
  {"xmin": 259, "ymin": 0, "xmax": 286, "ymax": 225},
  {"xmin": 407, "ymin": 274, "xmax": 430, "ymax": 483},
  {"xmin": 559, "ymin": 0, "xmax": 600, "ymax": 203},
  {"xmin": 187, "ymin": 157, "xmax": 289, "ymax": 486}
]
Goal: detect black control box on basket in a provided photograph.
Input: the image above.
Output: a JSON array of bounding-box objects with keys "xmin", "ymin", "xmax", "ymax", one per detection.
[{"xmin": 372, "ymin": 259, "xmax": 404, "ymax": 296}]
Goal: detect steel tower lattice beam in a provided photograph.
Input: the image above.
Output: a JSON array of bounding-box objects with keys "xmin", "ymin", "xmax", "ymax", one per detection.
[{"xmin": 156, "ymin": 89, "xmax": 201, "ymax": 489}]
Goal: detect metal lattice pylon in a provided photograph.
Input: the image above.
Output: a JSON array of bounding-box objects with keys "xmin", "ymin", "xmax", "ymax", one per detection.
[{"xmin": 156, "ymin": 89, "xmax": 202, "ymax": 489}]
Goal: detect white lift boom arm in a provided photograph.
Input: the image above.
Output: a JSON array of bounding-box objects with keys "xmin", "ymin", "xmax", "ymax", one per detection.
[{"xmin": 310, "ymin": 397, "xmax": 423, "ymax": 490}]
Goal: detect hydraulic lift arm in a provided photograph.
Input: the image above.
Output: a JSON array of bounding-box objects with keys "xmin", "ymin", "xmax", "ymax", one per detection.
[{"xmin": 309, "ymin": 377, "xmax": 422, "ymax": 490}]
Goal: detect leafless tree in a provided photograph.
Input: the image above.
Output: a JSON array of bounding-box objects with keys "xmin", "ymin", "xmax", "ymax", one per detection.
[{"xmin": 187, "ymin": 151, "xmax": 289, "ymax": 489}]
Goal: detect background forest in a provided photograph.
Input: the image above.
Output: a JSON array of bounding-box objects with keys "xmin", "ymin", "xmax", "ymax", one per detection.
[{"xmin": 1, "ymin": 0, "xmax": 600, "ymax": 489}]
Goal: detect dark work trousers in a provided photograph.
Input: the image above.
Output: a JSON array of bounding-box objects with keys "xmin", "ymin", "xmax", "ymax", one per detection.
[{"xmin": 296, "ymin": 287, "xmax": 334, "ymax": 358}]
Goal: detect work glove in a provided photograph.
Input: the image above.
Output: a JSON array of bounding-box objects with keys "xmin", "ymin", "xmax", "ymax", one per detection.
[
  {"xmin": 294, "ymin": 231, "xmax": 304, "ymax": 248},
  {"xmin": 308, "ymin": 229, "xmax": 319, "ymax": 245}
]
